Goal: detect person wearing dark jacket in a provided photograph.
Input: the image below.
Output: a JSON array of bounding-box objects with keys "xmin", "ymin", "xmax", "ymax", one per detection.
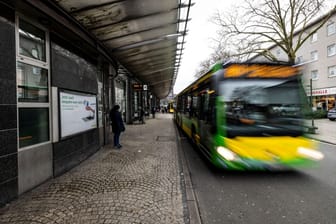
[{"xmin": 109, "ymin": 105, "xmax": 125, "ymax": 149}]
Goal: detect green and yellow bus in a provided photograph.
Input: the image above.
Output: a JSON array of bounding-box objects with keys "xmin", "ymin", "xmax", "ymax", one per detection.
[
  {"xmin": 175, "ymin": 61, "xmax": 323, "ymax": 170},
  {"xmin": 168, "ymin": 100, "xmax": 175, "ymax": 113}
]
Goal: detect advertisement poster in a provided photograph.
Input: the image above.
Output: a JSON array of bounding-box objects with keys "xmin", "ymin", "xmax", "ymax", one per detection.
[{"xmin": 60, "ymin": 90, "xmax": 97, "ymax": 138}]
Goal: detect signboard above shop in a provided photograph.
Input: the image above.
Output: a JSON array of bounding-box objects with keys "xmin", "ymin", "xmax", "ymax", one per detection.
[
  {"xmin": 311, "ymin": 87, "xmax": 336, "ymax": 96},
  {"xmin": 133, "ymin": 83, "xmax": 142, "ymax": 91},
  {"xmin": 133, "ymin": 83, "xmax": 148, "ymax": 91}
]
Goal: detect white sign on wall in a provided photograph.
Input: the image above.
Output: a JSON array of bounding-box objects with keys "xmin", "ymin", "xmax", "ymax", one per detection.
[{"xmin": 60, "ymin": 90, "xmax": 97, "ymax": 138}]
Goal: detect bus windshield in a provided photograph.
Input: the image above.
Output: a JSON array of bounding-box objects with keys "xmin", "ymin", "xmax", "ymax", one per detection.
[{"xmin": 218, "ymin": 78, "xmax": 307, "ymax": 137}]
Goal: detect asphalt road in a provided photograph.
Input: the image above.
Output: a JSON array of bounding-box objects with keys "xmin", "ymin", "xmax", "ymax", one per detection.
[{"xmin": 179, "ymin": 135, "xmax": 336, "ymax": 224}]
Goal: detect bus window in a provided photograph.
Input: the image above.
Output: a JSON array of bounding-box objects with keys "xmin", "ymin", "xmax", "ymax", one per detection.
[
  {"xmin": 192, "ymin": 95, "xmax": 199, "ymax": 117},
  {"xmin": 219, "ymin": 79, "xmax": 305, "ymax": 137},
  {"xmin": 199, "ymin": 89, "xmax": 210, "ymax": 120}
]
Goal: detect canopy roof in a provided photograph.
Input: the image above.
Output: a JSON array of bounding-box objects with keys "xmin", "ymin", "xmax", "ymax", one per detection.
[{"xmin": 54, "ymin": 0, "xmax": 191, "ymax": 98}]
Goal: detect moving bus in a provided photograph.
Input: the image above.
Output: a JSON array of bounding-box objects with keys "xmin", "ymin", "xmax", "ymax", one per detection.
[
  {"xmin": 168, "ymin": 100, "xmax": 175, "ymax": 113},
  {"xmin": 175, "ymin": 61, "xmax": 323, "ymax": 170}
]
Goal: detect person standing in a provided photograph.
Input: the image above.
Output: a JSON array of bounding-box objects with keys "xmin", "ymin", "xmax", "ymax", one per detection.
[
  {"xmin": 139, "ymin": 106, "xmax": 145, "ymax": 124},
  {"xmin": 151, "ymin": 106, "xmax": 156, "ymax": 118},
  {"xmin": 109, "ymin": 105, "xmax": 125, "ymax": 149}
]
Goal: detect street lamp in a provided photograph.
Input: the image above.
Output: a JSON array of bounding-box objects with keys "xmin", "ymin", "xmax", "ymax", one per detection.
[{"xmin": 307, "ymin": 78, "xmax": 316, "ymax": 134}]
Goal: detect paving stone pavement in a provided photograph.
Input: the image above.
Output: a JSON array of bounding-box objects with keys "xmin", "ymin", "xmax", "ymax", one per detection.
[
  {"xmin": 0, "ymin": 113, "xmax": 186, "ymax": 224},
  {"xmin": 306, "ymin": 118, "xmax": 336, "ymax": 145}
]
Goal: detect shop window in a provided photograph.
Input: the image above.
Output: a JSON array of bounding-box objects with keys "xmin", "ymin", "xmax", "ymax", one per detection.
[
  {"xmin": 327, "ymin": 44, "xmax": 336, "ymax": 57},
  {"xmin": 17, "ymin": 62, "xmax": 48, "ymax": 102},
  {"xmin": 17, "ymin": 17, "xmax": 50, "ymax": 149},
  {"xmin": 327, "ymin": 22, "xmax": 335, "ymax": 36},
  {"xmin": 19, "ymin": 108, "xmax": 50, "ymax": 148},
  {"xmin": 19, "ymin": 19, "xmax": 46, "ymax": 62},
  {"xmin": 328, "ymin": 65, "xmax": 336, "ymax": 77}
]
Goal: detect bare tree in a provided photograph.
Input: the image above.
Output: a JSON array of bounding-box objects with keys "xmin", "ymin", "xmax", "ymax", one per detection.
[
  {"xmin": 194, "ymin": 43, "xmax": 231, "ymax": 78},
  {"xmin": 213, "ymin": 0, "xmax": 336, "ymax": 64}
]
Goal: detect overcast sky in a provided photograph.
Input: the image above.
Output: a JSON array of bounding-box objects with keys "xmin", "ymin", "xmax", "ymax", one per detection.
[
  {"xmin": 173, "ymin": 0, "xmax": 233, "ymax": 94},
  {"xmin": 173, "ymin": 0, "xmax": 335, "ymax": 94}
]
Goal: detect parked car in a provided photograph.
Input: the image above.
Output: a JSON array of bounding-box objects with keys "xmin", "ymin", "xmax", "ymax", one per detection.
[{"xmin": 327, "ymin": 107, "xmax": 336, "ymax": 121}]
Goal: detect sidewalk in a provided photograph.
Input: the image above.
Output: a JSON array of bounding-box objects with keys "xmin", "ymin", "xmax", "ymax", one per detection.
[
  {"xmin": 306, "ymin": 119, "xmax": 336, "ymax": 145},
  {"xmin": 0, "ymin": 116, "xmax": 333, "ymax": 224},
  {"xmin": 0, "ymin": 113, "xmax": 187, "ymax": 224}
]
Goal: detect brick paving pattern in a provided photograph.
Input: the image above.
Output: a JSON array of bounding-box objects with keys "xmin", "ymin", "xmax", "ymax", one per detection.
[{"xmin": 0, "ymin": 114, "xmax": 185, "ymax": 224}]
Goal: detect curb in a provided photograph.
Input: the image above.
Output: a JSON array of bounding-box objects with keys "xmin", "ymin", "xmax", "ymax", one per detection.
[{"xmin": 174, "ymin": 122, "xmax": 202, "ymax": 224}]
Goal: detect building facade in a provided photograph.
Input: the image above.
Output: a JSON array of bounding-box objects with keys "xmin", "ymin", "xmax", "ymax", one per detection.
[{"xmin": 251, "ymin": 10, "xmax": 336, "ymax": 110}]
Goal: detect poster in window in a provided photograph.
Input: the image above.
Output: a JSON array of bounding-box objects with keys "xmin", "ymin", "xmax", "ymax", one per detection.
[{"xmin": 60, "ymin": 90, "xmax": 97, "ymax": 138}]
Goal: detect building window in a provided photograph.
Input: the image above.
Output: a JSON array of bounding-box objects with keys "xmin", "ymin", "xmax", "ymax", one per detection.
[
  {"xmin": 296, "ymin": 56, "xmax": 303, "ymax": 64},
  {"xmin": 310, "ymin": 32, "xmax": 317, "ymax": 43},
  {"xmin": 311, "ymin": 70, "xmax": 318, "ymax": 80},
  {"xmin": 327, "ymin": 22, "xmax": 335, "ymax": 36},
  {"xmin": 16, "ymin": 17, "xmax": 50, "ymax": 149},
  {"xmin": 310, "ymin": 50, "xmax": 318, "ymax": 61},
  {"xmin": 328, "ymin": 65, "xmax": 336, "ymax": 77},
  {"xmin": 327, "ymin": 44, "xmax": 336, "ymax": 57}
]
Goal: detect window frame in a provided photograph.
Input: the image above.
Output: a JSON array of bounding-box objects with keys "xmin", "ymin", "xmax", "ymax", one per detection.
[
  {"xmin": 296, "ymin": 55, "xmax": 303, "ymax": 64},
  {"xmin": 310, "ymin": 32, "xmax": 317, "ymax": 43},
  {"xmin": 327, "ymin": 22, "xmax": 336, "ymax": 36},
  {"xmin": 16, "ymin": 15, "xmax": 51, "ymax": 150},
  {"xmin": 310, "ymin": 50, "xmax": 318, "ymax": 61},
  {"xmin": 311, "ymin": 70, "xmax": 319, "ymax": 80},
  {"xmin": 327, "ymin": 44, "xmax": 336, "ymax": 57},
  {"xmin": 328, "ymin": 65, "xmax": 336, "ymax": 78}
]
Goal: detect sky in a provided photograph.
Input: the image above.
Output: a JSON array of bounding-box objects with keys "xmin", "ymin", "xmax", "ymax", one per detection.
[
  {"xmin": 173, "ymin": 0, "xmax": 335, "ymax": 94},
  {"xmin": 173, "ymin": 0, "xmax": 241, "ymax": 94}
]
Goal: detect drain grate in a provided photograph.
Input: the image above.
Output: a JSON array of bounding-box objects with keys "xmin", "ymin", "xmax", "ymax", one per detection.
[{"xmin": 156, "ymin": 136, "xmax": 175, "ymax": 142}]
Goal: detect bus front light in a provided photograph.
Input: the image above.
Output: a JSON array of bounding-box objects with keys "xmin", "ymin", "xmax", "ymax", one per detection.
[
  {"xmin": 217, "ymin": 146, "xmax": 237, "ymax": 161},
  {"xmin": 297, "ymin": 147, "xmax": 324, "ymax": 161}
]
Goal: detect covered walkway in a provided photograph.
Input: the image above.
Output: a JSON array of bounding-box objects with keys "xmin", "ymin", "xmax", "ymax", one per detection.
[{"xmin": 0, "ymin": 114, "xmax": 190, "ymax": 224}]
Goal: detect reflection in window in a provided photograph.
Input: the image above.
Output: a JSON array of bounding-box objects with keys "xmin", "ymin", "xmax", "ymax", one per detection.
[
  {"xmin": 17, "ymin": 62, "xmax": 48, "ymax": 102},
  {"xmin": 19, "ymin": 108, "xmax": 49, "ymax": 148},
  {"xmin": 219, "ymin": 80, "xmax": 305, "ymax": 137},
  {"xmin": 19, "ymin": 19, "xmax": 46, "ymax": 62},
  {"xmin": 327, "ymin": 22, "xmax": 335, "ymax": 36}
]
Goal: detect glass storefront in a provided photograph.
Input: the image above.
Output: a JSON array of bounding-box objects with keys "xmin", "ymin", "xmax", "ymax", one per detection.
[
  {"xmin": 314, "ymin": 95, "xmax": 336, "ymax": 110},
  {"xmin": 17, "ymin": 62, "xmax": 48, "ymax": 102},
  {"xmin": 115, "ymin": 80, "xmax": 126, "ymax": 121},
  {"xmin": 18, "ymin": 108, "xmax": 49, "ymax": 148},
  {"xmin": 19, "ymin": 19, "xmax": 46, "ymax": 62},
  {"xmin": 17, "ymin": 18, "xmax": 50, "ymax": 149}
]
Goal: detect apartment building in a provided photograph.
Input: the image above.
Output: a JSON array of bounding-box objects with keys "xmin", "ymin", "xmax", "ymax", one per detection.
[{"xmin": 251, "ymin": 10, "xmax": 336, "ymax": 111}]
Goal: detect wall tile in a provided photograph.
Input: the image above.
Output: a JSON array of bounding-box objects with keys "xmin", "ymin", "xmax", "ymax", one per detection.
[
  {"xmin": 0, "ymin": 14, "xmax": 16, "ymax": 105},
  {"xmin": 0, "ymin": 105, "xmax": 16, "ymax": 130},
  {"xmin": 0, "ymin": 130, "xmax": 17, "ymax": 157},
  {"xmin": 0, "ymin": 178, "xmax": 17, "ymax": 207},
  {"xmin": 0, "ymin": 154, "xmax": 17, "ymax": 184}
]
